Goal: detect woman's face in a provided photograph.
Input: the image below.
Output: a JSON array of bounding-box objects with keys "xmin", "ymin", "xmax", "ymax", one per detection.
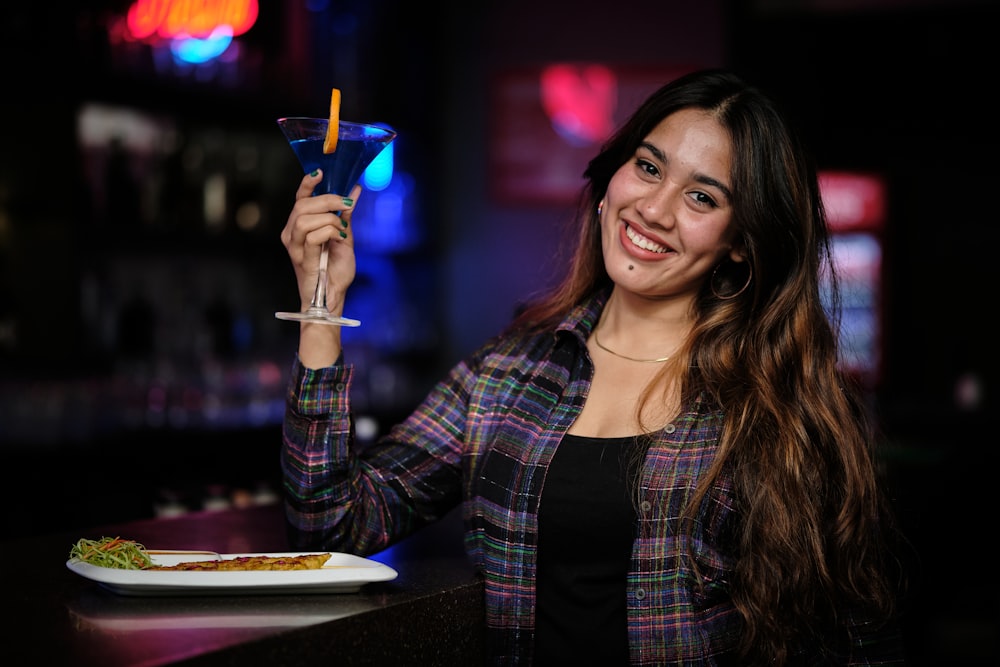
[{"xmin": 600, "ymin": 107, "xmax": 744, "ymax": 301}]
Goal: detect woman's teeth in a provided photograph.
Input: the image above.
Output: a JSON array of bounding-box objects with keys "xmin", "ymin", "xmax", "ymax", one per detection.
[{"xmin": 626, "ymin": 224, "xmax": 668, "ymax": 253}]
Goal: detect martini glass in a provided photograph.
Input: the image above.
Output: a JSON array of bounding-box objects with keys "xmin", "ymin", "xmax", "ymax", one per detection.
[{"xmin": 275, "ymin": 116, "xmax": 397, "ymax": 326}]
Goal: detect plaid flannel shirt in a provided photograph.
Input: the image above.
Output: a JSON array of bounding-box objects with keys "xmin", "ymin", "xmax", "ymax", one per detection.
[{"xmin": 282, "ymin": 289, "xmax": 903, "ymax": 665}]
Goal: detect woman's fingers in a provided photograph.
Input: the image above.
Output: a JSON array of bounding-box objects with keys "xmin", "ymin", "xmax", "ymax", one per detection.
[
  {"xmin": 321, "ymin": 186, "xmax": 360, "ymax": 290},
  {"xmin": 340, "ymin": 184, "xmax": 363, "ymax": 226},
  {"xmin": 294, "ymin": 169, "xmax": 323, "ymax": 200},
  {"xmin": 282, "ymin": 171, "xmax": 357, "ymax": 251},
  {"xmin": 280, "ymin": 170, "xmax": 361, "ymax": 309}
]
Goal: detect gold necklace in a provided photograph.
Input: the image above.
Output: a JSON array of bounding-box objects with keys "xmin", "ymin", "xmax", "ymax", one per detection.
[{"xmin": 592, "ymin": 329, "xmax": 671, "ymax": 363}]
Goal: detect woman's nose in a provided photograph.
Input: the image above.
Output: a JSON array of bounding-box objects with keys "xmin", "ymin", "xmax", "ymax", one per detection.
[{"xmin": 637, "ymin": 185, "xmax": 677, "ymax": 226}]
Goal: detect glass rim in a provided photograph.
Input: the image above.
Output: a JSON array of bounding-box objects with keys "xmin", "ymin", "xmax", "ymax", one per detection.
[{"xmin": 276, "ymin": 116, "xmax": 396, "ymax": 137}]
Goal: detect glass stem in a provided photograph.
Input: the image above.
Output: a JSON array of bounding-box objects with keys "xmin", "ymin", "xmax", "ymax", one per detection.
[{"xmin": 310, "ymin": 242, "xmax": 330, "ymax": 310}]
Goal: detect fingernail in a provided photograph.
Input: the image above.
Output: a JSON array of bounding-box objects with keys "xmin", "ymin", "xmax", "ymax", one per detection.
[
  {"xmin": 339, "ymin": 230, "xmax": 347, "ymax": 238},
  {"xmin": 342, "ymin": 197, "xmax": 353, "ymax": 206},
  {"xmin": 310, "ymin": 169, "xmax": 319, "ymax": 177},
  {"xmin": 341, "ymin": 218, "xmax": 349, "ymax": 228}
]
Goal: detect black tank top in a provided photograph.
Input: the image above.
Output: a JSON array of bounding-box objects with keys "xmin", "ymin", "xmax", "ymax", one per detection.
[{"xmin": 534, "ymin": 433, "xmax": 642, "ymax": 666}]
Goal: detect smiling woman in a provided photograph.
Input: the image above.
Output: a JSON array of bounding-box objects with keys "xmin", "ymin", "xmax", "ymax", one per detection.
[
  {"xmin": 278, "ymin": 68, "xmax": 907, "ymax": 665},
  {"xmin": 597, "ymin": 107, "xmax": 742, "ymax": 317}
]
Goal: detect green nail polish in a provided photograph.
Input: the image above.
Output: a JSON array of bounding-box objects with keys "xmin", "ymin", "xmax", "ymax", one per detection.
[
  {"xmin": 341, "ymin": 218, "xmax": 349, "ymax": 228},
  {"xmin": 310, "ymin": 169, "xmax": 319, "ymax": 177},
  {"xmin": 339, "ymin": 230, "xmax": 347, "ymax": 239},
  {"xmin": 342, "ymin": 197, "xmax": 354, "ymax": 206}
]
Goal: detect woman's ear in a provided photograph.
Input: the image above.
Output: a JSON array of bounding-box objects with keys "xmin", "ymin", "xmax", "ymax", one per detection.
[{"xmin": 728, "ymin": 243, "xmax": 748, "ymax": 264}]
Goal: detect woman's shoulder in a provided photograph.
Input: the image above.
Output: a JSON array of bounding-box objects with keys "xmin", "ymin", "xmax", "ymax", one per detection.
[{"xmin": 465, "ymin": 325, "xmax": 565, "ymax": 367}]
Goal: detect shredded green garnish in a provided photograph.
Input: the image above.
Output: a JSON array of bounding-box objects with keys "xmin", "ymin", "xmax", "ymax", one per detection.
[{"xmin": 69, "ymin": 536, "xmax": 154, "ymax": 570}]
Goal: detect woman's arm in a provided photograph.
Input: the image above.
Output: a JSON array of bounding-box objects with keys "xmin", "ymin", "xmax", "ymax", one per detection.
[{"xmin": 281, "ymin": 353, "xmax": 475, "ymax": 554}]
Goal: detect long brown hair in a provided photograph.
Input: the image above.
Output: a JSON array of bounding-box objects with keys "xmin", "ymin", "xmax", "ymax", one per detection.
[{"xmin": 511, "ymin": 69, "xmax": 902, "ymax": 663}]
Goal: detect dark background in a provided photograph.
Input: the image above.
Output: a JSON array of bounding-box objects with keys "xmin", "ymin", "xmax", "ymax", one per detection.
[{"xmin": 1, "ymin": 1, "xmax": 997, "ymax": 664}]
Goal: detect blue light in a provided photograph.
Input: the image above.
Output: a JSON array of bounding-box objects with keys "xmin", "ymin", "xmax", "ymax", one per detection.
[
  {"xmin": 362, "ymin": 140, "xmax": 394, "ymax": 192},
  {"xmin": 171, "ymin": 26, "xmax": 234, "ymax": 64}
]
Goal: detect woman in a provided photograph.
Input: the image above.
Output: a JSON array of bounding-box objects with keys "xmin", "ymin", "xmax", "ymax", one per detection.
[{"xmin": 279, "ymin": 69, "xmax": 904, "ymax": 665}]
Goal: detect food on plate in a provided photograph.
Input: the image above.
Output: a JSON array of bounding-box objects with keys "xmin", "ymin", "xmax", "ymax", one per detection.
[
  {"xmin": 69, "ymin": 536, "xmax": 154, "ymax": 570},
  {"xmin": 149, "ymin": 553, "xmax": 333, "ymax": 571},
  {"xmin": 69, "ymin": 536, "xmax": 332, "ymax": 571},
  {"xmin": 323, "ymin": 87, "xmax": 341, "ymax": 154}
]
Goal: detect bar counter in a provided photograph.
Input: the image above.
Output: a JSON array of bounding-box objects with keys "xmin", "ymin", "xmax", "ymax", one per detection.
[{"xmin": 2, "ymin": 502, "xmax": 484, "ymax": 666}]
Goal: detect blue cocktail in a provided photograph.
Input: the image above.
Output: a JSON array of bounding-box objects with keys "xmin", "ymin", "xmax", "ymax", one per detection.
[{"xmin": 275, "ymin": 117, "xmax": 396, "ymax": 326}]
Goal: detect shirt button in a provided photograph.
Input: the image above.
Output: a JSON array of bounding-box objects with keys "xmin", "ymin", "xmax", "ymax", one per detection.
[
  {"xmin": 640, "ymin": 501, "xmax": 652, "ymax": 513},
  {"xmin": 664, "ymin": 423, "xmax": 676, "ymax": 434},
  {"xmin": 335, "ymin": 383, "xmax": 346, "ymax": 392},
  {"xmin": 635, "ymin": 588, "xmax": 646, "ymax": 600}
]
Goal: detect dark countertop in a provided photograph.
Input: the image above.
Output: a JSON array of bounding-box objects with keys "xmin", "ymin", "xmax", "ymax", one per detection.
[{"xmin": 3, "ymin": 502, "xmax": 484, "ymax": 666}]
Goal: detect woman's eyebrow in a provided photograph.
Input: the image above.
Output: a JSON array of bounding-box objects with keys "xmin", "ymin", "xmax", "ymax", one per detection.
[
  {"xmin": 695, "ymin": 174, "xmax": 732, "ymax": 202},
  {"xmin": 640, "ymin": 141, "xmax": 732, "ymax": 201}
]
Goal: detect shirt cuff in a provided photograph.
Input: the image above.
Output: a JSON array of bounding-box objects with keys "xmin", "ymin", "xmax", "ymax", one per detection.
[{"xmin": 288, "ymin": 353, "xmax": 354, "ymax": 416}]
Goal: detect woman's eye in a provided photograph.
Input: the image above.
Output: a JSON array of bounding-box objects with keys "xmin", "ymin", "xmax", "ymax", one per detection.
[
  {"xmin": 635, "ymin": 158, "xmax": 659, "ymax": 178},
  {"xmin": 689, "ymin": 191, "xmax": 718, "ymax": 208}
]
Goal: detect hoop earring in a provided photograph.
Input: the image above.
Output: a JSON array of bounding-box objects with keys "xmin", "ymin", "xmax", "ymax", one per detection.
[{"xmin": 710, "ymin": 260, "xmax": 752, "ymax": 300}]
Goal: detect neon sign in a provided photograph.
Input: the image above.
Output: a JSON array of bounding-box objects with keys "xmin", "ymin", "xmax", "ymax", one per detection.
[
  {"xmin": 126, "ymin": 0, "xmax": 259, "ymax": 41},
  {"xmin": 540, "ymin": 64, "xmax": 617, "ymax": 147}
]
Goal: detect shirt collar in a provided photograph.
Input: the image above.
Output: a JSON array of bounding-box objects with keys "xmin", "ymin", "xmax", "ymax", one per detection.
[{"xmin": 555, "ymin": 287, "xmax": 611, "ymax": 343}]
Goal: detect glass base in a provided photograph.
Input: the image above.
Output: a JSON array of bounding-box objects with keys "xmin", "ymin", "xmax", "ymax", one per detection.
[{"xmin": 275, "ymin": 307, "xmax": 361, "ymax": 327}]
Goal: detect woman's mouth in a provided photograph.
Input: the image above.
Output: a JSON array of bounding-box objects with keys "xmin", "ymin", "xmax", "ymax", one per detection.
[{"xmin": 625, "ymin": 223, "xmax": 669, "ymax": 254}]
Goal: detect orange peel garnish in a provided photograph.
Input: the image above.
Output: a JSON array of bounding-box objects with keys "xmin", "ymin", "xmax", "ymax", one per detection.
[{"xmin": 323, "ymin": 87, "xmax": 341, "ymax": 154}]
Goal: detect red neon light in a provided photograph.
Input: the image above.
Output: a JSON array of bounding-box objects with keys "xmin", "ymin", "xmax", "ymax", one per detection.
[
  {"xmin": 819, "ymin": 171, "xmax": 886, "ymax": 232},
  {"xmin": 540, "ymin": 64, "xmax": 617, "ymax": 145},
  {"xmin": 126, "ymin": 0, "xmax": 259, "ymax": 40}
]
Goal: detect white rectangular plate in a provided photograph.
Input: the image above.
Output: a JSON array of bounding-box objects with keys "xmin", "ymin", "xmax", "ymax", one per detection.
[{"xmin": 66, "ymin": 551, "xmax": 398, "ymax": 596}]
